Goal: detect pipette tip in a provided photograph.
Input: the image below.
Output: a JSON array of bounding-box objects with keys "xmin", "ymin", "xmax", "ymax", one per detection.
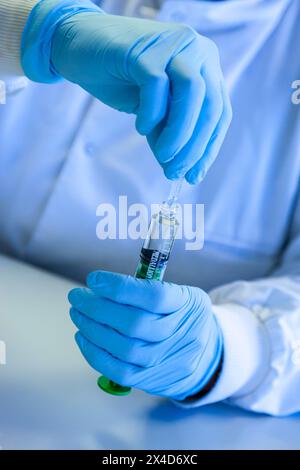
[{"xmin": 166, "ymin": 178, "xmax": 184, "ymax": 207}]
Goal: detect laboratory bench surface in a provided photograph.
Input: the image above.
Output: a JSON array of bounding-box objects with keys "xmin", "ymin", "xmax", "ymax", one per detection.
[{"xmin": 0, "ymin": 254, "xmax": 299, "ymax": 450}]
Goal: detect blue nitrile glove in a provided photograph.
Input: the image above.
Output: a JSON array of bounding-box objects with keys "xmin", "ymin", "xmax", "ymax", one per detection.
[
  {"xmin": 21, "ymin": 0, "xmax": 232, "ymax": 184},
  {"xmin": 68, "ymin": 271, "xmax": 223, "ymax": 401}
]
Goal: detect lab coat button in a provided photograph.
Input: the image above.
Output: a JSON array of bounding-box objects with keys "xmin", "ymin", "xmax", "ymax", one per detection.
[
  {"xmin": 85, "ymin": 143, "xmax": 96, "ymax": 156},
  {"xmin": 259, "ymin": 307, "xmax": 271, "ymax": 319},
  {"xmin": 291, "ymin": 348, "xmax": 300, "ymax": 366}
]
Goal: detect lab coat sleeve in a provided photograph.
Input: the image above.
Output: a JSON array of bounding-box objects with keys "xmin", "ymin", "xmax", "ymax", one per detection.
[
  {"xmin": 0, "ymin": 0, "xmax": 39, "ymax": 91},
  {"xmin": 178, "ymin": 197, "xmax": 300, "ymax": 416}
]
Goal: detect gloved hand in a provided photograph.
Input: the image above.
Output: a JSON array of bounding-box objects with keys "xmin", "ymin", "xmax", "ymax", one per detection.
[
  {"xmin": 21, "ymin": 0, "xmax": 232, "ymax": 183},
  {"xmin": 68, "ymin": 271, "xmax": 223, "ymax": 401}
]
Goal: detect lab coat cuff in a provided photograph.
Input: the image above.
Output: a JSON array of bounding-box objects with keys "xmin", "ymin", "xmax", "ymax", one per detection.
[
  {"xmin": 173, "ymin": 303, "xmax": 270, "ymax": 409},
  {"xmin": 0, "ymin": 0, "xmax": 39, "ymax": 77},
  {"xmin": 21, "ymin": 0, "xmax": 103, "ymax": 83}
]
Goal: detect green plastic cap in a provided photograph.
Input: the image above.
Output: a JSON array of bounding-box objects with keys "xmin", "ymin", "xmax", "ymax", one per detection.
[{"xmin": 97, "ymin": 376, "xmax": 131, "ymax": 396}]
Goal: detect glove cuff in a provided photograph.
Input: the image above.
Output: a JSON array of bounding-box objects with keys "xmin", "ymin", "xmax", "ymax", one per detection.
[
  {"xmin": 184, "ymin": 352, "xmax": 224, "ymax": 402},
  {"xmin": 21, "ymin": 0, "xmax": 103, "ymax": 83}
]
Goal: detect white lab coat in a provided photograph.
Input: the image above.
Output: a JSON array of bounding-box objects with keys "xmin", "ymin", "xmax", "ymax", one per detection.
[{"xmin": 0, "ymin": 0, "xmax": 300, "ymax": 415}]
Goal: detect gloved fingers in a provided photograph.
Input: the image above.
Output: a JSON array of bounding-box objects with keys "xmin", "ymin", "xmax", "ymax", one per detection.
[
  {"xmin": 153, "ymin": 51, "xmax": 206, "ymax": 165},
  {"xmin": 162, "ymin": 65, "xmax": 224, "ymax": 181},
  {"xmin": 75, "ymin": 331, "xmax": 142, "ymax": 387},
  {"xmin": 146, "ymin": 118, "xmax": 165, "ymax": 157},
  {"xmin": 86, "ymin": 270, "xmax": 190, "ymax": 313},
  {"xmin": 68, "ymin": 289, "xmax": 185, "ymax": 342},
  {"xmin": 135, "ymin": 64, "xmax": 169, "ymax": 135},
  {"xmin": 186, "ymin": 81, "xmax": 232, "ymax": 184},
  {"xmin": 133, "ymin": 24, "xmax": 198, "ymax": 137},
  {"xmin": 75, "ymin": 331, "xmax": 197, "ymax": 395},
  {"xmin": 71, "ymin": 307, "xmax": 156, "ymax": 366},
  {"xmin": 70, "ymin": 307, "xmax": 198, "ymax": 367}
]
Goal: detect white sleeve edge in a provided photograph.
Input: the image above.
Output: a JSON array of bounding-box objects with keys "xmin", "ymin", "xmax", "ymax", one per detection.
[
  {"xmin": 174, "ymin": 303, "xmax": 271, "ymax": 409},
  {"xmin": 0, "ymin": 0, "xmax": 40, "ymax": 77}
]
